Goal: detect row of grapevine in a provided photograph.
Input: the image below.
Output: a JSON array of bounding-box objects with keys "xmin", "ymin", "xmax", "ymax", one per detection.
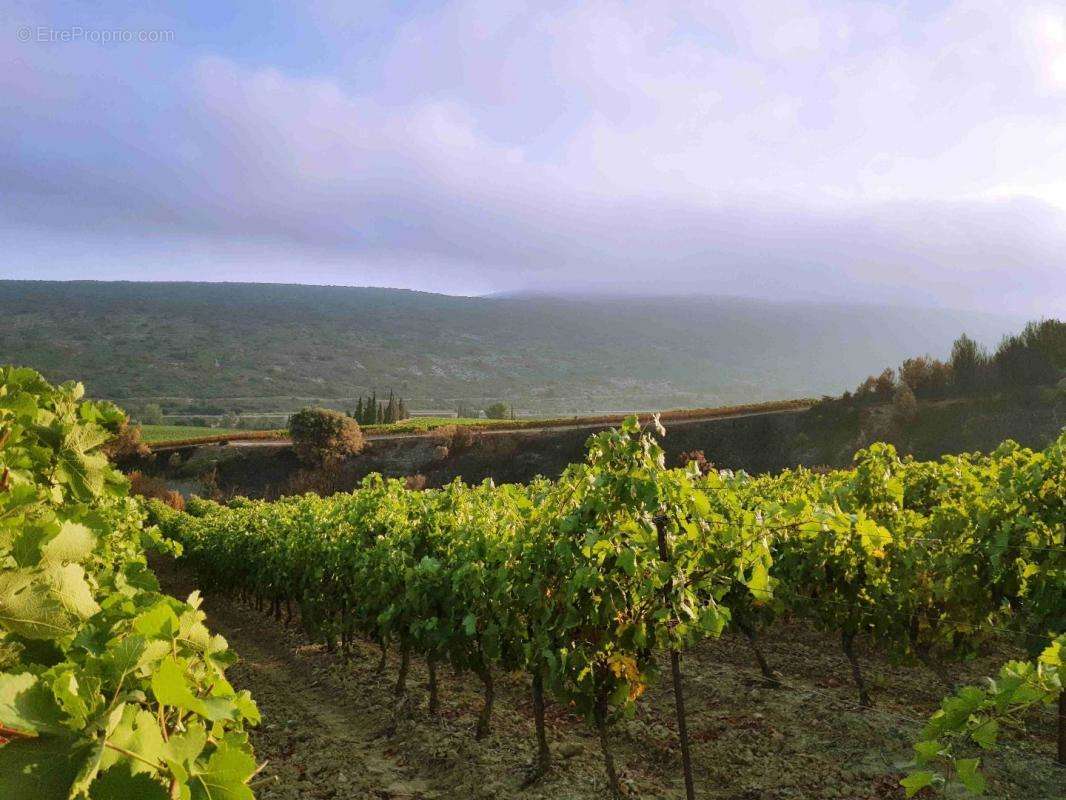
[
  {"xmin": 154, "ymin": 418, "xmax": 799, "ymax": 797},
  {"xmin": 153, "ymin": 416, "xmax": 1065, "ymax": 798},
  {"xmin": 709, "ymin": 439, "xmax": 1064, "ymax": 701},
  {"xmin": 0, "ymin": 367, "xmax": 261, "ymax": 799}
]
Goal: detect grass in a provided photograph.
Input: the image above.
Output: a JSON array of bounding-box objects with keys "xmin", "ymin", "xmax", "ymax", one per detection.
[
  {"xmin": 362, "ymin": 398, "xmax": 813, "ymax": 436},
  {"xmin": 141, "ymin": 425, "xmax": 247, "ymax": 443},
  {"xmin": 140, "ymin": 425, "xmax": 284, "ymax": 445},
  {"xmin": 361, "ymin": 416, "xmax": 547, "ymax": 435}
]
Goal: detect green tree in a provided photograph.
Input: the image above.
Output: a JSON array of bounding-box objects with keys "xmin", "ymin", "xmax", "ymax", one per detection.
[
  {"xmin": 1019, "ymin": 318, "xmax": 1066, "ymax": 371},
  {"xmin": 484, "ymin": 401, "xmax": 509, "ymax": 419},
  {"xmin": 140, "ymin": 402, "xmax": 164, "ymax": 425},
  {"xmin": 874, "ymin": 367, "xmax": 896, "ymax": 399},
  {"xmin": 892, "ymin": 382, "xmax": 918, "ymax": 424},
  {"xmin": 993, "ymin": 334, "xmax": 1057, "ymax": 389},
  {"xmin": 899, "ymin": 356, "xmax": 951, "ymax": 399},
  {"xmin": 288, "ymin": 406, "xmax": 365, "ymax": 465},
  {"xmin": 950, "ymin": 333, "xmax": 989, "ymax": 394}
]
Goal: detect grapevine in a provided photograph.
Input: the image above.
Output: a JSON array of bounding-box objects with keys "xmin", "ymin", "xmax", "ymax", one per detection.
[
  {"xmin": 152, "ymin": 415, "xmax": 1065, "ymax": 797},
  {"xmin": 0, "ymin": 367, "xmax": 260, "ymax": 799}
]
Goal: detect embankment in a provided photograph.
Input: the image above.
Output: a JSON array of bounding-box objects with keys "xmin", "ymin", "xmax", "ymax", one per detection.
[{"xmin": 132, "ymin": 396, "xmax": 1066, "ymax": 498}]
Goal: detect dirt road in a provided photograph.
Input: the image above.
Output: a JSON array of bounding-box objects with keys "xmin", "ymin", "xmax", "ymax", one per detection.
[{"xmin": 157, "ymin": 561, "xmax": 440, "ymax": 799}]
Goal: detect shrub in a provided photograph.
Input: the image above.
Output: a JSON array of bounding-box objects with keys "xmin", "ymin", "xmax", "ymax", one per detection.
[
  {"xmin": 433, "ymin": 424, "xmax": 458, "ymax": 441},
  {"xmin": 289, "ymin": 406, "xmax": 365, "ymax": 465},
  {"xmin": 128, "ymin": 469, "xmax": 186, "ymax": 511},
  {"xmin": 139, "ymin": 401, "xmax": 165, "ymax": 425},
  {"xmin": 892, "ymin": 382, "xmax": 918, "ymax": 424},
  {"xmin": 101, "ymin": 417, "xmax": 150, "ymax": 461},
  {"xmin": 484, "ymin": 401, "xmax": 510, "ymax": 419},
  {"xmin": 280, "ymin": 465, "xmax": 346, "ymax": 497},
  {"xmin": 431, "ymin": 424, "xmax": 475, "ymax": 457},
  {"xmin": 677, "ymin": 449, "xmax": 713, "ymax": 475},
  {"xmin": 451, "ymin": 425, "xmax": 475, "ymax": 453}
]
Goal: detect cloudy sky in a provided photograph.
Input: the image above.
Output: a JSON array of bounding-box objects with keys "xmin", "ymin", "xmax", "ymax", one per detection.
[{"xmin": 3, "ymin": 1, "xmax": 1065, "ymax": 312}]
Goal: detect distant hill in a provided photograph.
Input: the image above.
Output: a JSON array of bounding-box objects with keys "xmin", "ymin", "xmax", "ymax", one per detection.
[{"xmin": 0, "ymin": 281, "xmax": 1021, "ymax": 416}]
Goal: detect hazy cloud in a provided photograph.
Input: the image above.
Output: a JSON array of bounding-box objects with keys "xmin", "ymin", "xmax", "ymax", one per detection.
[{"xmin": 2, "ymin": 1, "xmax": 1065, "ymax": 310}]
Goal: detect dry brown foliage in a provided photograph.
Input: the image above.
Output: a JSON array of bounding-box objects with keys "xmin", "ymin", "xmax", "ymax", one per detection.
[
  {"xmin": 102, "ymin": 420, "xmax": 150, "ymax": 461},
  {"xmin": 404, "ymin": 473, "xmax": 428, "ymax": 490},
  {"xmin": 677, "ymin": 449, "xmax": 714, "ymax": 475},
  {"xmin": 128, "ymin": 470, "xmax": 185, "ymax": 511}
]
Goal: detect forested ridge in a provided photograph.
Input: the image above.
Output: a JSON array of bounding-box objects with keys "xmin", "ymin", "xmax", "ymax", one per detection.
[{"xmin": 0, "ymin": 281, "xmax": 1020, "ymax": 416}]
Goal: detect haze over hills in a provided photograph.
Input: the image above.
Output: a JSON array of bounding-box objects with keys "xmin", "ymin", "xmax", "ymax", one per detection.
[{"xmin": 2, "ymin": 280, "xmax": 1022, "ymax": 416}]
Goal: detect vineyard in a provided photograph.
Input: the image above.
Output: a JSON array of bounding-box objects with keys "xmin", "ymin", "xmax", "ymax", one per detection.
[
  {"xmin": 0, "ymin": 369, "xmax": 260, "ymax": 798},
  {"xmin": 150, "ymin": 416, "xmax": 1065, "ymax": 799},
  {"xmin": 1, "ymin": 365, "xmax": 1063, "ymax": 799}
]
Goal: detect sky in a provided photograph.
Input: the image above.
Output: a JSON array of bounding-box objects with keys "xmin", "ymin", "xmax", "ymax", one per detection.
[{"xmin": 2, "ymin": 0, "xmax": 1065, "ymax": 313}]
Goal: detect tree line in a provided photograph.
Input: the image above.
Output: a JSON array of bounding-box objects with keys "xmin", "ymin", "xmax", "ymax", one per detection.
[
  {"xmin": 351, "ymin": 389, "xmax": 409, "ymax": 425},
  {"xmin": 457, "ymin": 401, "xmax": 515, "ymax": 419},
  {"xmin": 845, "ymin": 318, "xmax": 1065, "ymax": 404}
]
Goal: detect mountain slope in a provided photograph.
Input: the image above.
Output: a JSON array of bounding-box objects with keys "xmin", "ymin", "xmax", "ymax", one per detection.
[{"xmin": 1, "ymin": 281, "xmax": 1020, "ymax": 414}]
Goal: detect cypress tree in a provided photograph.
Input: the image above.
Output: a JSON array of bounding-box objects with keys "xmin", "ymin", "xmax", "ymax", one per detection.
[{"xmin": 355, "ymin": 397, "xmax": 364, "ymax": 423}]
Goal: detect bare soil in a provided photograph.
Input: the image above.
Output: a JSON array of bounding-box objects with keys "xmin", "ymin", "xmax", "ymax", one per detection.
[{"xmin": 156, "ymin": 561, "xmax": 1063, "ymax": 800}]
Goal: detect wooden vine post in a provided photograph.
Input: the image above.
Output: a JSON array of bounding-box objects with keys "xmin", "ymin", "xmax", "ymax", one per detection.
[
  {"xmin": 427, "ymin": 655, "xmax": 439, "ymax": 715},
  {"xmin": 531, "ymin": 668, "xmax": 551, "ymax": 776},
  {"xmin": 656, "ymin": 517, "xmax": 696, "ymax": 800},
  {"xmin": 1058, "ymin": 689, "xmax": 1065, "ymax": 765},
  {"xmin": 735, "ymin": 616, "xmax": 779, "ymax": 687},
  {"xmin": 841, "ymin": 630, "xmax": 871, "ymax": 708},
  {"xmin": 475, "ymin": 657, "xmax": 495, "ymax": 739}
]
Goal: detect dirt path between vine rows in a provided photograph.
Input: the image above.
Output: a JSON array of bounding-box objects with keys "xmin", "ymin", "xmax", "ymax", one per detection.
[
  {"xmin": 155, "ymin": 558, "xmax": 1062, "ymax": 800},
  {"xmin": 156, "ymin": 560, "xmax": 441, "ymax": 799}
]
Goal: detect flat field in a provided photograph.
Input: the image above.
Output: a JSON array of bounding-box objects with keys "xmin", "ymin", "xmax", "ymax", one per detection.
[{"xmin": 140, "ymin": 424, "xmax": 250, "ymax": 442}]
